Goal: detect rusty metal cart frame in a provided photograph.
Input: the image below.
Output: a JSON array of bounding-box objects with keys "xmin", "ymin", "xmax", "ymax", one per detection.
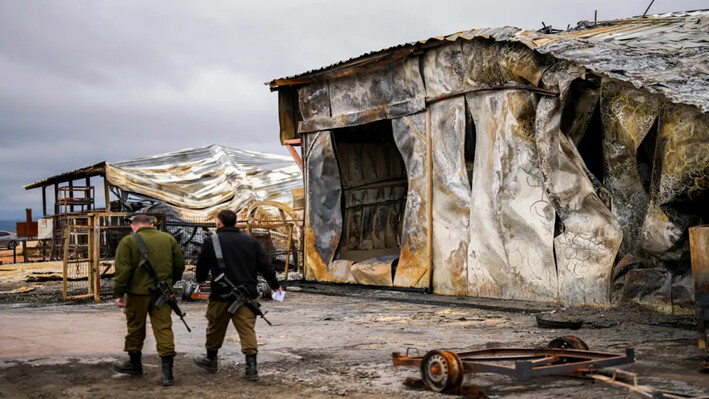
[{"xmin": 392, "ymin": 338, "xmax": 634, "ymax": 393}]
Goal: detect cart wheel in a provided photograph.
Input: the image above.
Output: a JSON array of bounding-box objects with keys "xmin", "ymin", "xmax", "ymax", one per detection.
[
  {"xmin": 547, "ymin": 336, "xmax": 589, "ymax": 350},
  {"xmin": 182, "ymin": 282, "xmax": 196, "ymax": 301},
  {"xmin": 420, "ymin": 350, "xmax": 463, "ymax": 392}
]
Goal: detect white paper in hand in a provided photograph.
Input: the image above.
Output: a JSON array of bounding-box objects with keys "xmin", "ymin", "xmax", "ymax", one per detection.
[{"xmin": 271, "ymin": 289, "xmax": 286, "ymax": 302}]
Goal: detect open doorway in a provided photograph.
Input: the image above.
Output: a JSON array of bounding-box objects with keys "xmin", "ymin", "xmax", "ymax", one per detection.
[{"xmin": 332, "ymin": 120, "xmax": 408, "ymax": 267}]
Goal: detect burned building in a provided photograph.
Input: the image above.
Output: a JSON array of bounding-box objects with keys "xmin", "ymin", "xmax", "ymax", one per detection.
[{"xmin": 268, "ymin": 11, "xmax": 709, "ymax": 313}]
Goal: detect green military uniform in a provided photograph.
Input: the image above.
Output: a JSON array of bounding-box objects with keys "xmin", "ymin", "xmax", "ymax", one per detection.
[
  {"xmin": 114, "ymin": 226, "xmax": 185, "ymax": 357},
  {"xmin": 205, "ymin": 299, "xmax": 258, "ymax": 354}
]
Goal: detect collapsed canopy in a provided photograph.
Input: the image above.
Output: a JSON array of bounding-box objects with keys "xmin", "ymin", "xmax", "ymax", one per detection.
[{"xmin": 106, "ymin": 144, "xmax": 302, "ymax": 219}]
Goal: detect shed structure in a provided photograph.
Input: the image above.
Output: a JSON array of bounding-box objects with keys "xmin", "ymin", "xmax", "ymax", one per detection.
[{"xmin": 268, "ymin": 11, "xmax": 709, "ymax": 312}]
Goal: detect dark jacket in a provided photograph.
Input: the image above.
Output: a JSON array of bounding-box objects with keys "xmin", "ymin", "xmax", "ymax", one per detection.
[
  {"xmin": 196, "ymin": 226, "xmax": 279, "ymax": 299},
  {"xmin": 113, "ymin": 227, "xmax": 186, "ymax": 298}
]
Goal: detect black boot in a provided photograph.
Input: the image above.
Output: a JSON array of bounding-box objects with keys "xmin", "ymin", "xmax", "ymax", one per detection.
[
  {"xmin": 113, "ymin": 351, "xmax": 143, "ymax": 375},
  {"xmin": 161, "ymin": 355, "xmax": 175, "ymax": 386},
  {"xmin": 244, "ymin": 354, "xmax": 258, "ymax": 381},
  {"xmin": 193, "ymin": 350, "xmax": 218, "ymax": 373}
]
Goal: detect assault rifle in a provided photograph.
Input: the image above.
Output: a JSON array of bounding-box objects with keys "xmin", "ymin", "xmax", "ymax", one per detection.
[
  {"xmin": 134, "ymin": 233, "xmax": 192, "ymax": 333},
  {"xmin": 214, "ymin": 272, "xmax": 272, "ymax": 326}
]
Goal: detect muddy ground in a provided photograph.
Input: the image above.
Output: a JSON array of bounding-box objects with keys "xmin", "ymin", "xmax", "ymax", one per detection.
[{"xmin": 0, "ymin": 280, "xmax": 707, "ymax": 399}]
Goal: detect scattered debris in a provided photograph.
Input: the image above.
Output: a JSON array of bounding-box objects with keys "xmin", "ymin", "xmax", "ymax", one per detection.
[
  {"xmin": 0, "ymin": 286, "xmax": 35, "ymax": 294},
  {"xmin": 536, "ymin": 313, "xmax": 583, "ymax": 330}
]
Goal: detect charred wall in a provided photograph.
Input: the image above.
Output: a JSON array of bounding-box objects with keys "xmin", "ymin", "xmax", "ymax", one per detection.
[{"xmin": 293, "ymin": 38, "xmax": 709, "ymax": 312}]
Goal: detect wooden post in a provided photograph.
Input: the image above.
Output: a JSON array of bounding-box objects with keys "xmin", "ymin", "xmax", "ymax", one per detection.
[
  {"xmin": 103, "ymin": 176, "xmax": 110, "ymax": 211},
  {"xmin": 85, "ymin": 177, "xmax": 91, "ymax": 211},
  {"xmin": 62, "ymin": 226, "xmax": 69, "ymax": 299},
  {"xmin": 21, "ymin": 240, "xmax": 28, "ymax": 263},
  {"xmin": 68, "ymin": 180, "xmax": 74, "ymax": 213},
  {"xmin": 42, "ymin": 186, "xmax": 47, "ymax": 216},
  {"xmin": 285, "ymin": 144, "xmax": 303, "ymax": 171},
  {"xmin": 54, "ymin": 183, "xmax": 59, "ymax": 214},
  {"xmin": 426, "ymin": 109, "xmax": 434, "ymax": 293},
  {"xmin": 284, "ymin": 224, "xmax": 293, "ymax": 282}
]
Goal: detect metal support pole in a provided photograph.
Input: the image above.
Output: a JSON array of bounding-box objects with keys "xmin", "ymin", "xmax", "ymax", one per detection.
[{"xmin": 426, "ymin": 109, "xmax": 434, "ymax": 293}]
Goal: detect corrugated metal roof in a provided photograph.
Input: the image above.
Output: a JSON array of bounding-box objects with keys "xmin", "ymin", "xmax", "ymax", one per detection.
[
  {"xmin": 23, "ymin": 162, "xmax": 107, "ymax": 190},
  {"xmin": 268, "ymin": 10, "xmax": 709, "ymax": 112}
]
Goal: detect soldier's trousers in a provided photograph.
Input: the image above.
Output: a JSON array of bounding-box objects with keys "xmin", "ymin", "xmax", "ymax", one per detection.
[
  {"xmin": 205, "ymin": 299, "xmax": 258, "ymax": 355},
  {"xmin": 123, "ymin": 294, "xmax": 176, "ymax": 357}
]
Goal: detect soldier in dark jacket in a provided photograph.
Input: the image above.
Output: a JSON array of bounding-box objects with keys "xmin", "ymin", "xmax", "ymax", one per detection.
[
  {"xmin": 193, "ymin": 209, "xmax": 281, "ymax": 381},
  {"xmin": 112, "ymin": 214, "xmax": 185, "ymax": 386}
]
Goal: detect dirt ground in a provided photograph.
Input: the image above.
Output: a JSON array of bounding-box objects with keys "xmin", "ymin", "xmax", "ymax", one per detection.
[{"xmin": 0, "ymin": 261, "xmax": 707, "ymax": 398}]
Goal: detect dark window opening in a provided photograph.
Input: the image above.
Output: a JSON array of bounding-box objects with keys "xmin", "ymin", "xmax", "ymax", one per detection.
[
  {"xmin": 464, "ymin": 99, "xmax": 477, "ymax": 187},
  {"xmin": 576, "ymin": 102, "xmax": 605, "ymax": 183},
  {"xmin": 636, "ymin": 118, "xmax": 658, "ymax": 194},
  {"xmin": 560, "ymin": 77, "xmax": 601, "ymax": 144},
  {"xmin": 332, "ymin": 120, "xmax": 408, "ymax": 262}
]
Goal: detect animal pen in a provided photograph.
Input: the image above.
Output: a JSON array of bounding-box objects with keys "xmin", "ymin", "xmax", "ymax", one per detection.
[{"xmin": 268, "ymin": 11, "xmax": 709, "ymax": 313}]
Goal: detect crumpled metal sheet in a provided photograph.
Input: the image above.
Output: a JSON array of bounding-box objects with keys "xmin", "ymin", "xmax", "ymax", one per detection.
[
  {"xmin": 350, "ymin": 255, "xmax": 398, "ymax": 286},
  {"xmin": 466, "ymin": 90, "xmax": 557, "ymax": 302},
  {"xmin": 536, "ymin": 70, "xmax": 623, "ymax": 306},
  {"xmin": 429, "ymin": 98, "xmax": 470, "ymax": 295},
  {"xmin": 104, "ymin": 144, "xmax": 302, "ymax": 220},
  {"xmin": 391, "ymin": 113, "xmax": 430, "ymax": 289},
  {"xmin": 640, "ymin": 102, "xmax": 709, "ymax": 253},
  {"xmin": 600, "ymin": 80, "xmax": 659, "ymax": 261},
  {"xmin": 303, "ymin": 131, "xmax": 343, "ymax": 282},
  {"xmin": 327, "ymin": 259, "xmax": 357, "ymax": 283}
]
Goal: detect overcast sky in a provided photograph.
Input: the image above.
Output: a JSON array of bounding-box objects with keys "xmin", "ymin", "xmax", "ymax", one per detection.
[{"xmin": 0, "ymin": 0, "xmax": 704, "ymax": 218}]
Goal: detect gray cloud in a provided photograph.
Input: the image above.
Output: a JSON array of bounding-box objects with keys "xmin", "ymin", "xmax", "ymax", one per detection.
[{"xmin": 0, "ymin": 0, "xmax": 704, "ymax": 215}]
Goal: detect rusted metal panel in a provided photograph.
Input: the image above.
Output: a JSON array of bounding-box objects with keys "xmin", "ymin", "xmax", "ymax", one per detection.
[
  {"xmin": 303, "ymin": 131, "xmax": 342, "ymax": 282},
  {"xmin": 278, "ymin": 88, "xmax": 299, "ymax": 145},
  {"xmin": 299, "ymin": 96, "xmax": 425, "ymax": 134},
  {"xmin": 689, "ymin": 225, "xmax": 709, "ymax": 348},
  {"xmin": 429, "ymin": 97, "xmax": 469, "ymax": 295},
  {"xmin": 298, "ymin": 81, "xmax": 331, "ymax": 120},
  {"xmin": 298, "ymin": 57, "xmax": 425, "ymax": 133},
  {"xmin": 466, "ymin": 90, "xmax": 557, "ymax": 302},
  {"xmin": 391, "ymin": 113, "xmax": 430, "ymax": 289},
  {"xmin": 423, "ymin": 42, "xmax": 466, "ymax": 98}
]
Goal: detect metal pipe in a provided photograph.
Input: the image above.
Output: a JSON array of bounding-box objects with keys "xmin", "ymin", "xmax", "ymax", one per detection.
[{"xmin": 426, "ymin": 109, "xmax": 434, "ymax": 292}]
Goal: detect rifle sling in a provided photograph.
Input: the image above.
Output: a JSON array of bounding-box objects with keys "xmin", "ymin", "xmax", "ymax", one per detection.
[
  {"xmin": 133, "ymin": 232, "xmax": 149, "ymax": 260},
  {"xmin": 211, "ymin": 234, "xmax": 253, "ymax": 302},
  {"xmin": 211, "ymin": 234, "xmax": 228, "ymax": 270},
  {"xmin": 132, "ymin": 232, "xmax": 159, "ymax": 285}
]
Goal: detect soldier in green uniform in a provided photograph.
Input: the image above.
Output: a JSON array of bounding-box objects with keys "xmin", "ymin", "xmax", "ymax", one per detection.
[{"xmin": 112, "ymin": 214, "xmax": 185, "ymax": 386}]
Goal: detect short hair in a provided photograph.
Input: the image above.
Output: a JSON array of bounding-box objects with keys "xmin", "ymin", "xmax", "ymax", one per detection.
[
  {"xmin": 217, "ymin": 209, "xmax": 237, "ymax": 227},
  {"xmin": 131, "ymin": 214, "xmax": 152, "ymax": 225}
]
